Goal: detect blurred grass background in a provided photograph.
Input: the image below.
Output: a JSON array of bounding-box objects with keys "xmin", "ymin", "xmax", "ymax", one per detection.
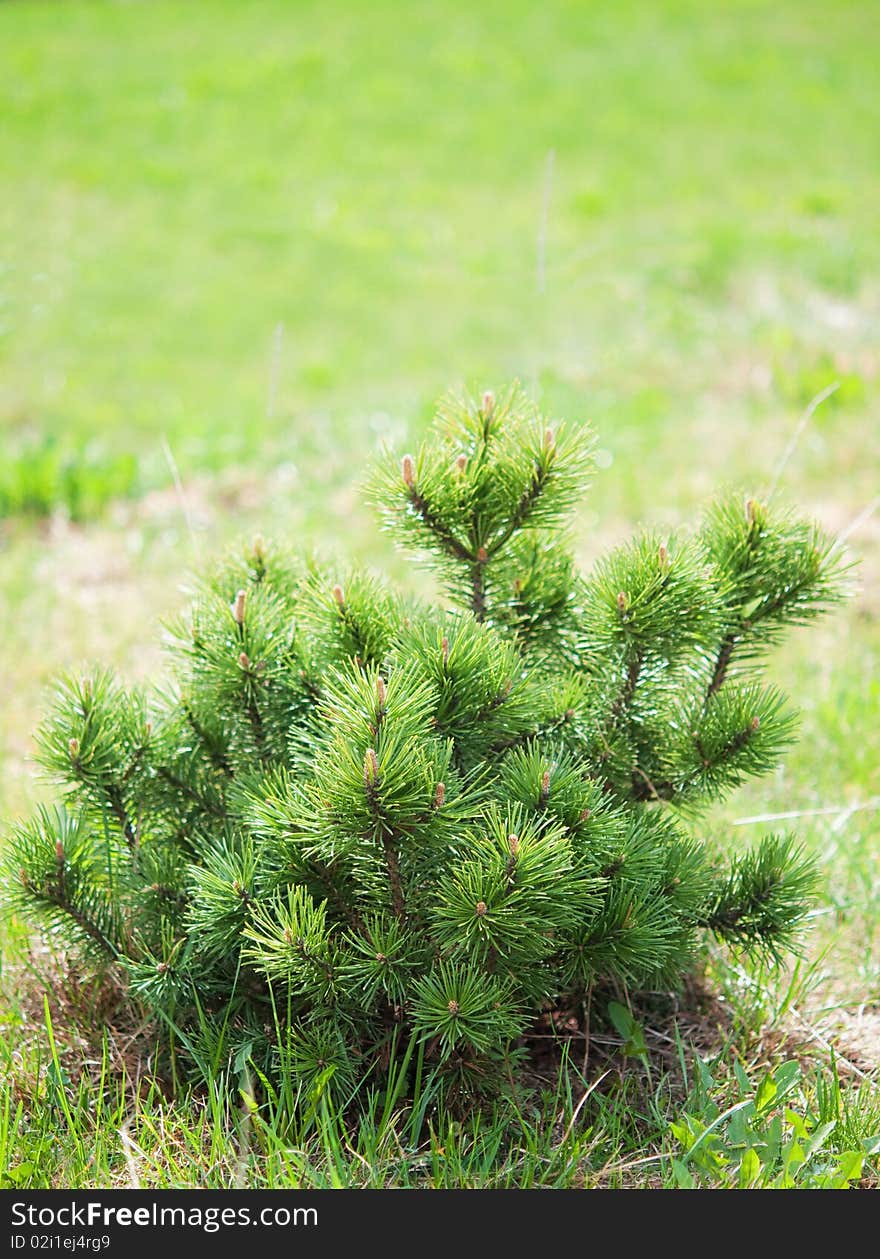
[{"xmin": 0, "ymin": 0, "xmax": 878, "ymax": 1048}]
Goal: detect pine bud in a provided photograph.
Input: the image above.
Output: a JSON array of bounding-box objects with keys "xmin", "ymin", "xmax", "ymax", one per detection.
[
  {"xmin": 68, "ymin": 737, "xmax": 79, "ymax": 759},
  {"xmin": 364, "ymin": 747, "xmax": 379, "ymax": 784},
  {"xmin": 157, "ymin": 962, "xmax": 168, "ymax": 975},
  {"xmin": 565, "ymin": 708, "xmax": 575, "ymax": 721},
  {"xmin": 455, "ymin": 453, "xmax": 468, "ymax": 472},
  {"xmin": 376, "ymin": 675, "xmax": 386, "ymax": 707},
  {"xmin": 447, "ymin": 999, "xmax": 460, "ymax": 1015},
  {"xmin": 579, "ymin": 808, "xmax": 591, "ymax": 822},
  {"xmin": 617, "ymin": 591, "xmax": 628, "ymax": 613},
  {"xmin": 375, "ymin": 952, "xmax": 387, "ymax": 964},
  {"xmin": 144, "ymin": 721, "xmax": 152, "ymax": 738},
  {"xmin": 252, "ymin": 533, "xmax": 266, "ymax": 560},
  {"xmin": 19, "ymin": 868, "xmax": 29, "ymax": 888},
  {"xmin": 441, "ymin": 636, "xmax": 449, "ymax": 665},
  {"xmin": 746, "ymin": 498, "xmax": 760, "ymax": 524},
  {"xmin": 750, "ymin": 715, "xmax": 760, "ymax": 732},
  {"xmin": 239, "ymin": 651, "xmax": 250, "ymax": 670},
  {"xmin": 332, "ymin": 583, "xmax": 345, "ymax": 608},
  {"xmin": 481, "ymin": 390, "xmax": 495, "ymax": 419},
  {"xmin": 476, "ymin": 545, "xmax": 489, "ymax": 564},
  {"xmin": 232, "ymin": 589, "xmax": 247, "ymax": 625},
  {"xmin": 475, "ymin": 900, "xmax": 488, "ymax": 917},
  {"xmin": 508, "ymin": 834, "xmax": 520, "ymax": 856},
  {"xmin": 544, "ymin": 426, "xmax": 555, "ymax": 452},
  {"xmin": 401, "ymin": 453, "xmax": 416, "ymax": 488},
  {"xmin": 55, "ymin": 840, "xmax": 64, "ymax": 864},
  {"xmin": 540, "ymin": 769, "xmax": 551, "ymax": 803},
  {"xmin": 433, "ymin": 782, "xmax": 446, "ymax": 809},
  {"xmin": 658, "ymin": 543, "xmax": 669, "ymax": 569},
  {"xmin": 284, "ymin": 927, "xmax": 294, "ymax": 946}
]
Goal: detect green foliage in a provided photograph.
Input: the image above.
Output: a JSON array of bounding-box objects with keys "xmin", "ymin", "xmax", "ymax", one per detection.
[
  {"xmin": 3, "ymin": 0, "xmax": 877, "ymax": 537},
  {"xmin": 668, "ymin": 1057, "xmax": 878, "ymax": 1189},
  {"xmin": 2, "ymin": 388, "xmax": 847, "ymax": 1105},
  {"xmin": 0, "ymin": 438, "xmax": 138, "ymax": 521},
  {"xmin": 699, "ymin": 832, "xmax": 821, "ymax": 962}
]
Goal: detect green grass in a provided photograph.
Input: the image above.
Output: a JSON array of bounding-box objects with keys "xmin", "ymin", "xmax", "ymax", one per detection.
[
  {"xmin": 4, "ymin": 965, "xmax": 879, "ymax": 1189},
  {"xmin": 2, "ymin": 948, "xmax": 877, "ymax": 1189},
  {"xmin": 0, "ymin": 435, "xmax": 137, "ymax": 519},
  {"xmin": 2, "ymin": 0, "xmax": 879, "ymax": 503},
  {"xmin": 1, "ymin": 0, "xmax": 878, "ymax": 1189}
]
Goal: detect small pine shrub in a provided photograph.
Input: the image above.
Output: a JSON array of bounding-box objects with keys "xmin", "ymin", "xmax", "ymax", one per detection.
[{"xmin": 3, "ymin": 387, "xmax": 848, "ymax": 1104}]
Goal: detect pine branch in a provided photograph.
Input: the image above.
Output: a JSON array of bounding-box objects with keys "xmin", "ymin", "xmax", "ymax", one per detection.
[
  {"xmin": 487, "ymin": 457, "xmax": 550, "ymax": 555},
  {"xmin": 6, "ymin": 809, "xmax": 122, "ymax": 960},
  {"xmin": 306, "ymin": 856, "xmax": 365, "ymax": 936},
  {"xmin": 706, "ymin": 632, "xmax": 737, "ymax": 700},
  {"xmin": 473, "ymin": 678, "xmax": 513, "ymax": 724},
  {"xmin": 65, "ymin": 740, "xmax": 139, "ymax": 849},
  {"xmin": 20, "ymin": 863, "xmax": 120, "ymax": 959},
  {"xmin": 156, "ymin": 766, "xmax": 228, "ymax": 819},
  {"xmin": 611, "ymin": 653, "xmax": 643, "ymax": 721},
  {"xmin": 183, "ymin": 705, "xmax": 234, "ymax": 776},
  {"xmin": 244, "ymin": 690, "xmax": 267, "ymax": 756},
  {"xmin": 106, "ymin": 784, "xmax": 138, "ymax": 850},
  {"xmin": 381, "ymin": 831, "xmax": 406, "ymax": 923},
  {"xmin": 404, "ymin": 482, "xmax": 473, "ymax": 564},
  {"xmin": 699, "ymin": 833, "xmax": 818, "ymax": 961},
  {"xmin": 364, "ymin": 746, "xmax": 407, "ymax": 922},
  {"xmin": 470, "ymin": 556, "xmax": 487, "ymax": 622}
]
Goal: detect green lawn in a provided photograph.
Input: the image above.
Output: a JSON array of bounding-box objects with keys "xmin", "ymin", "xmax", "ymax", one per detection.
[{"xmin": 0, "ymin": 0, "xmax": 878, "ymax": 1188}]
